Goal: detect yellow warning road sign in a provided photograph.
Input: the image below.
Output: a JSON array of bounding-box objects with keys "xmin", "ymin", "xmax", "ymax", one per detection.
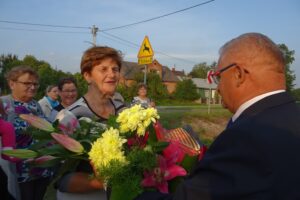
[
  {"xmin": 137, "ymin": 36, "xmax": 154, "ymax": 58},
  {"xmin": 138, "ymin": 57, "xmax": 153, "ymax": 65}
]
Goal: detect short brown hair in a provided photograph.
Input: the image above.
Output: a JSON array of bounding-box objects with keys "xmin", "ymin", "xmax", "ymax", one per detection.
[
  {"xmin": 57, "ymin": 77, "xmax": 77, "ymax": 91},
  {"xmin": 5, "ymin": 65, "xmax": 39, "ymax": 82},
  {"xmin": 80, "ymin": 46, "xmax": 123, "ymax": 74}
]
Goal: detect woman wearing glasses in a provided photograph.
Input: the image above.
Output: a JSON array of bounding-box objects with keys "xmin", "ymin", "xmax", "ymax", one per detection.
[
  {"xmin": 0, "ymin": 65, "xmax": 52, "ymax": 200},
  {"xmin": 54, "ymin": 77, "xmax": 78, "ymax": 111}
]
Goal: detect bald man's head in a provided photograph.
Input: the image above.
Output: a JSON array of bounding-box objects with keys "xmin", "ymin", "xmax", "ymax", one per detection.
[
  {"xmin": 216, "ymin": 33, "xmax": 286, "ymax": 113},
  {"xmin": 219, "ymin": 33, "xmax": 285, "ymax": 74}
]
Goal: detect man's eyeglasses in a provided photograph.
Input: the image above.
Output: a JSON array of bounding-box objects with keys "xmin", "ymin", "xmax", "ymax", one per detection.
[
  {"xmin": 15, "ymin": 81, "xmax": 40, "ymax": 88},
  {"xmin": 209, "ymin": 63, "xmax": 237, "ymax": 84}
]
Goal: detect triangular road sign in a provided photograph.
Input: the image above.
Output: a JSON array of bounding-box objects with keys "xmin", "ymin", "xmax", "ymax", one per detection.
[{"xmin": 137, "ymin": 36, "xmax": 154, "ymax": 58}]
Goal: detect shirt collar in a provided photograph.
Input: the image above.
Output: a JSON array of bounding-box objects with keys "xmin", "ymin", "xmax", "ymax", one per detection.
[{"xmin": 232, "ymin": 90, "xmax": 285, "ymax": 122}]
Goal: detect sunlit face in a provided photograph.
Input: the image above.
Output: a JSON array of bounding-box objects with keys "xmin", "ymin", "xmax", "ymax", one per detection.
[
  {"xmin": 138, "ymin": 87, "xmax": 147, "ymax": 98},
  {"xmin": 47, "ymin": 86, "xmax": 59, "ymax": 101},
  {"xmin": 9, "ymin": 73, "xmax": 39, "ymax": 102},
  {"xmin": 59, "ymin": 83, "xmax": 78, "ymax": 107},
  {"xmin": 84, "ymin": 58, "xmax": 120, "ymax": 96}
]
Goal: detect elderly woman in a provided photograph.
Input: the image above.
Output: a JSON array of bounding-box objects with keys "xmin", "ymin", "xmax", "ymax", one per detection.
[
  {"xmin": 38, "ymin": 85, "xmax": 59, "ymax": 121},
  {"xmin": 56, "ymin": 46, "xmax": 126, "ymax": 200},
  {"xmin": 0, "ymin": 65, "xmax": 52, "ymax": 200}
]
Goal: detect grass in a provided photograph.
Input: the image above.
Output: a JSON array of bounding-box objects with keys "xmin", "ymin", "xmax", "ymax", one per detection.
[{"xmin": 158, "ymin": 106, "xmax": 231, "ymax": 146}]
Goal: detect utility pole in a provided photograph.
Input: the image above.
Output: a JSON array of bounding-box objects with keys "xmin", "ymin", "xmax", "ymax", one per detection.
[{"xmin": 91, "ymin": 25, "xmax": 99, "ymax": 46}]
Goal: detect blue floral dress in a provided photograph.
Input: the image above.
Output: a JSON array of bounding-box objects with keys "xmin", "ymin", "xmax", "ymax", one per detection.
[{"xmin": 1, "ymin": 95, "xmax": 52, "ymax": 183}]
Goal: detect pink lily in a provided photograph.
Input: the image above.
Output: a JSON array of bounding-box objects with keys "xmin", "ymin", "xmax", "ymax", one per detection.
[
  {"xmin": 56, "ymin": 110, "xmax": 79, "ymax": 135},
  {"xmin": 141, "ymin": 155, "xmax": 187, "ymax": 193},
  {"xmin": 19, "ymin": 114, "xmax": 54, "ymax": 132},
  {"xmin": 34, "ymin": 155, "xmax": 56, "ymax": 164},
  {"xmin": 163, "ymin": 141, "xmax": 185, "ymax": 164},
  {"xmin": 58, "ymin": 118, "xmax": 79, "ymax": 135},
  {"xmin": 51, "ymin": 133, "xmax": 84, "ymax": 154}
]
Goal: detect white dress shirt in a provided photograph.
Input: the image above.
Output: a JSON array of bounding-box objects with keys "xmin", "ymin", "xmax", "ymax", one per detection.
[{"xmin": 232, "ymin": 90, "xmax": 285, "ymax": 122}]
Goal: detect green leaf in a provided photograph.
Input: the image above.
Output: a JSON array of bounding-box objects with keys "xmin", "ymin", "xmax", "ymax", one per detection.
[
  {"xmin": 147, "ymin": 123, "xmax": 158, "ymax": 143},
  {"xmin": 151, "ymin": 141, "xmax": 169, "ymax": 153},
  {"xmin": 37, "ymin": 144, "xmax": 71, "ymax": 157},
  {"xmin": 29, "ymin": 140, "xmax": 53, "ymax": 151},
  {"xmin": 107, "ymin": 115, "xmax": 119, "ymax": 129},
  {"xmin": 27, "ymin": 127, "xmax": 53, "ymax": 140},
  {"xmin": 180, "ymin": 154, "xmax": 198, "ymax": 173},
  {"xmin": 2, "ymin": 149, "xmax": 38, "ymax": 158}
]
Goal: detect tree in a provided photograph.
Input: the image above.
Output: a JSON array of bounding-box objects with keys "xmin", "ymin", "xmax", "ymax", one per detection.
[
  {"xmin": 291, "ymin": 88, "xmax": 300, "ymax": 101},
  {"xmin": 278, "ymin": 44, "xmax": 296, "ymax": 92},
  {"xmin": 188, "ymin": 62, "xmax": 216, "ymax": 78},
  {"xmin": 0, "ymin": 54, "xmax": 21, "ymax": 94},
  {"xmin": 173, "ymin": 79, "xmax": 200, "ymax": 101},
  {"xmin": 73, "ymin": 72, "xmax": 88, "ymax": 97}
]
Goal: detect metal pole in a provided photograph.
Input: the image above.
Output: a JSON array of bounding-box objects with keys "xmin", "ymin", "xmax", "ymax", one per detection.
[
  {"xmin": 208, "ymin": 86, "xmax": 211, "ymax": 114},
  {"xmin": 91, "ymin": 25, "xmax": 98, "ymax": 46},
  {"xmin": 144, "ymin": 65, "xmax": 147, "ymax": 84}
]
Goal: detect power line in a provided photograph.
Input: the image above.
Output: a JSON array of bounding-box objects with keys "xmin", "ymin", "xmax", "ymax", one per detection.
[
  {"xmin": 101, "ymin": 0, "xmax": 215, "ymax": 31},
  {"xmin": 0, "ymin": 27, "xmax": 89, "ymax": 34},
  {"xmin": 0, "ymin": 20, "xmax": 89, "ymax": 29},
  {"xmin": 101, "ymin": 32, "xmax": 198, "ymax": 65},
  {"xmin": 0, "ymin": 0, "xmax": 215, "ymax": 32}
]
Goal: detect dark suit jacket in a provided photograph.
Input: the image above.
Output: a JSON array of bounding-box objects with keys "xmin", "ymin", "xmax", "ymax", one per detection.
[{"xmin": 136, "ymin": 92, "xmax": 300, "ymax": 200}]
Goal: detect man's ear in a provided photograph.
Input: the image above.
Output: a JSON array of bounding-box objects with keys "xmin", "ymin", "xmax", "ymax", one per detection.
[{"xmin": 234, "ymin": 65, "xmax": 247, "ymax": 87}]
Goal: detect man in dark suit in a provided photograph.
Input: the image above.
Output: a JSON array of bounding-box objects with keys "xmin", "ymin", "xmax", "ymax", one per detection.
[{"xmin": 136, "ymin": 33, "xmax": 300, "ymax": 200}]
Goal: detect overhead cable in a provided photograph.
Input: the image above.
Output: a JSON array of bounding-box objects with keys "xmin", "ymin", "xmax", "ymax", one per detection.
[
  {"xmin": 101, "ymin": 0, "xmax": 215, "ymax": 31},
  {"xmin": 101, "ymin": 32, "xmax": 198, "ymax": 64},
  {"xmin": 0, "ymin": 27, "xmax": 88, "ymax": 34},
  {"xmin": 0, "ymin": 20, "xmax": 89, "ymax": 29}
]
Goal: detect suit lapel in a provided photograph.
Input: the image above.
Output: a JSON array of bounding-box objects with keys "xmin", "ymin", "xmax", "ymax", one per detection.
[{"xmin": 236, "ymin": 92, "xmax": 294, "ymax": 123}]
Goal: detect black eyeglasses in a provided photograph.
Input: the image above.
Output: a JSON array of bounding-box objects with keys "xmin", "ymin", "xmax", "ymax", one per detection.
[
  {"xmin": 210, "ymin": 63, "xmax": 237, "ymax": 84},
  {"xmin": 15, "ymin": 81, "xmax": 40, "ymax": 88}
]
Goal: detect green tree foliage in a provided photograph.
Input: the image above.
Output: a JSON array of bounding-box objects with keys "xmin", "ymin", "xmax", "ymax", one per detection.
[
  {"xmin": 146, "ymin": 72, "xmax": 168, "ymax": 101},
  {"xmin": 0, "ymin": 54, "xmax": 80, "ymax": 99},
  {"xmin": 188, "ymin": 62, "xmax": 215, "ymax": 78},
  {"xmin": 291, "ymin": 88, "xmax": 300, "ymax": 101},
  {"xmin": 278, "ymin": 44, "xmax": 296, "ymax": 92},
  {"xmin": 0, "ymin": 54, "xmax": 20, "ymax": 94},
  {"xmin": 117, "ymin": 84, "xmax": 136, "ymax": 103},
  {"xmin": 73, "ymin": 72, "xmax": 88, "ymax": 97},
  {"xmin": 173, "ymin": 79, "xmax": 200, "ymax": 101}
]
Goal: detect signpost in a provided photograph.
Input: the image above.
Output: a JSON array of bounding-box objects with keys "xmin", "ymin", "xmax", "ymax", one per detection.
[
  {"xmin": 137, "ymin": 36, "xmax": 154, "ymax": 84},
  {"xmin": 207, "ymin": 70, "xmax": 214, "ymax": 114}
]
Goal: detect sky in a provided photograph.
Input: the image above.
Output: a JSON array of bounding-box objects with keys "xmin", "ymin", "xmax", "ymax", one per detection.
[{"xmin": 0, "ymin": 0, "xmax": 300, "ymax": 86}]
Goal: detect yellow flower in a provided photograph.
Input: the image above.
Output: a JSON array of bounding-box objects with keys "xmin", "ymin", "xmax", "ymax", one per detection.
[
  {"xmin": 116, "ymin": 105, "xmax": 160, "ymax": 136},
  {"xmin": 89, "ymin": 127, "xmax": 127, "ymax": 171}
]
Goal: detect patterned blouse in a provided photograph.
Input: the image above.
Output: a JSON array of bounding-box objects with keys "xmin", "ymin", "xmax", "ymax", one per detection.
[{"xmin": 1, "ymin": 95, "xmax": 52, "ymax": 183}]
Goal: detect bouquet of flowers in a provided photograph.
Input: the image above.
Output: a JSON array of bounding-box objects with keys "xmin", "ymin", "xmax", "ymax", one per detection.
[{"xmin": 4, "ymin": 105, "xmax": 204, "ymax": 200}]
